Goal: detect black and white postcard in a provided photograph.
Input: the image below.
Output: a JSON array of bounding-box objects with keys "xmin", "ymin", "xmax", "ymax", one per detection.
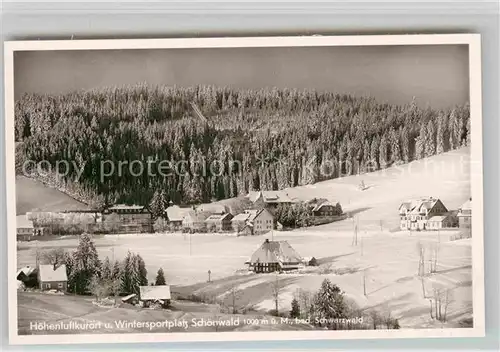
[{"xmin": 4, "ymin": 35, "xmax": 484, "ymax": 345}]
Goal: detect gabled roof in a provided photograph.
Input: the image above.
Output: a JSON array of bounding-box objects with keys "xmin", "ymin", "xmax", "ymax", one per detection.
[
  {"xmin": 38, "ymin": 264, "xmax": 67, "ymax": 282},
  {"xmin": 183, "ymin": 211, "xmax": 210, "ymax": 223},
  {"xmin": 232, "ymin": 213, "xmax": 251, "ymax": 222},
  {"xmin": 308, "ymin": 198, "xmax": 338, "ymax": 212},
  {"xmin": 399, "ymin": 198, "xmax": 446, "ymax": 215},
  {"xmin": 109, "ymin": 204, "xmax": 145, "ymax": 211},
  {"xmin": 139, "ymin": 285, "xmax": 171, "ymax": 300},
  {"xmin": 16, "ymin": 266, "xmax": 36, "ymax": 280},
  {"xmin": 165, "ymin": 205, "xmax": 191, "ymax": 222},
  {"xmin": 16, "ymin": 215, "xmax": 34, "ymax": 229},
  {"xmin": 428, "ymin": 215, "xmax": 450, "ymax": 222},
  {"xmin": 195, "ymin": 203, "xmax": 227, "ymax": 214},
  {"xmin": 248, "ymin": 239, "xmax": 302, "ymax": 264},
  {"xmin": 247, "ymin": 191, "xmax": 293, "ymax": 204},
  {"xmin": 205, "ymin": 213, "xmax": 233, "ymax": 223}
]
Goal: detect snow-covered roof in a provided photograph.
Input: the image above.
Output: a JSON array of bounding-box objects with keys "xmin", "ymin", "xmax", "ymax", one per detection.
[
  {"xmin": 247, "ymin": 191, "xmax": 293, "ymax": 204},
  {"xmin": 16, "ymin": 266, "xmax": 36, "ymax": 280},
  {"xmin": 399, "ymin": 198, "xmax": 446, "ymax": 215},
  {"xmin": 195, "ymin": 203, "xmax": 227, "ymax": 214},
  {"xmin": 139, "ymin": 285, "xmax": 171, "ymax": 300},
  {"xmin": 232, "ymin": 213, "xmax": 251, "ymax": 222},
  {"xmin": 428, "ymin": 215, "xmax": 450, "ymax": 222},
  {"xmin": 16, "ymin": 215, "xmax": 34, "ymax": 229},
  {"xmin": 109, "ymin": 204, "xmax": 145, "ymax": 211},
  {"xmin": 205, "ymin": 213, "xmax": 233, "ymax": 223},
  {"xmin": 183, "ymin": 211, "xmax": 210, "ymax": 223},
  {"xmin": 121, "ymin": 293, "xmax": 137, "ymax": 302},
  {"xmin": 165, "ymin": 205, "xmax": 192, "ymax": 222},
  {"xmin": 248, "ymin": 239, "xmax": 302, "ymax": 264},
  {"xmin": 38, "ymin": 264, "xmax": 68, "ymax": 282}
]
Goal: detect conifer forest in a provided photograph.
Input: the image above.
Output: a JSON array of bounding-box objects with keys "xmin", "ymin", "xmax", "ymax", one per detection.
[{"xmin": 15, "ymin": 84, "xmax": 470, "ymax": 208}]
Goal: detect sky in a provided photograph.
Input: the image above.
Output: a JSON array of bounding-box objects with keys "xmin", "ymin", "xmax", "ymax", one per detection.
[{"xmin": 14, "ymin": 44, "xmax": 469, "ymax": 109}]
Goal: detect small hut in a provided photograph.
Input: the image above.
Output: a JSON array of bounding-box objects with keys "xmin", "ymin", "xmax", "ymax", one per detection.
[{"xmin": 139, "ymin": 285, "xmax": 171, "ymax": 309}]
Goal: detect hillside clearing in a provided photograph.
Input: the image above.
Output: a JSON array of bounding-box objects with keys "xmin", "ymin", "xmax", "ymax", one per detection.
[{"xmin": 17, "ymin": 147, "xmax": 473, "ymax": 329}]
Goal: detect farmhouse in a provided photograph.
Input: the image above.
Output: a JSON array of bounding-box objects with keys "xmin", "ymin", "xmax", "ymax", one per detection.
[
  {"xmin": 16, "ymin": 215, "xmax": 35, "ymax": 241},
  {"xmin": 38, "ymin": 264, "xmax": 68, "ymax": 291},
  {"xmin": 165, "ymin": 205, "xmax": 192, "ymax": 230},
  {"xmin": 237, "ymin": 223, "xmax": 254, "ymax": 236},
  {"xmin": 195, "ymin": 203, "xmax": 228, "ymax": 215},
  {"xmin": 204, "ymin": 213, "xmax": 234, "ymax": 232},
  {"xmin": 399, "ymin": 197, "xmax": 450, "ymax": 230},
  {"xmin": 246, "ymin": 239, "xmax": 303, "ymax": 273},
  {"xmin": 457, "ymin": 198, "xmax": 472, "ymax": 229},
  {"xmin": 16, "ymin": 266, "xmax": 38, "ymax": 289},
  {"xmin": 427, "ymin": 215, "xmax": 457, "ymax": 230},
  {"xmin": 307, "ymin": 198, "xmax": 343, "ymax": 217},
  {"xmin": 232, "ymin": 208, "xmax": 274, "ymax": 235},
  {"xmin": 182, "ymin": 211, "xmax": 209, "ymax": 232},
  {"xmin": 247, "ymin": 191, "xmax": 294, "ymax": 209},
  {"xmin": 139, "ymin": 285, "xmax": 171, "ymax": 309},
  {"xmin": 103, "ymin": 204, "xmax": 153, "ymax": 233}
]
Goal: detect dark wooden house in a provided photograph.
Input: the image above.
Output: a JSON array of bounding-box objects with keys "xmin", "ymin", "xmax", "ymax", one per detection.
[{"xmin": 246, "ymin": 239, "xmax": 303, "ymax": 273}]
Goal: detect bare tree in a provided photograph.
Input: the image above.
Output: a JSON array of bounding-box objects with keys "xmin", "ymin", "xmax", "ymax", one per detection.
[
  {"xmin": 429, "ymin": 287, "xmax": 453, "ymax": 322},
  {"xmin": 416, "ymin": 241, "xmax": 427, "ymax": 298},
  {"xmin": 442, "ymin": 288, "xmax": 453, "ymax": 322},
  {"xmin": 110, "ymin": 278, "xmax": 122, "ymax": 305},
  {"xmin": 429, "ymin": 299, "xmax": 434, "ymax": 319},
  {"xmin": 40, "ymin": 248, "xmax": 66, "ymax": 267},
  {"xmin": 295, "ymin": 288, "xmax": 314, "ymax": 319},
  {"xmin": 369, "ymin": 310, "xmax": 381, "ymax": 329},
  {"xmin": 229, "ymin": 285, "xmax": 241, "ymax": 314},
  {"xmin": 271, "ymin": 273, "xmax": 284, "ymax": 315},
  {"xmin": 87, "ymin": 276, "xmax": 107, "ymax": 302}
]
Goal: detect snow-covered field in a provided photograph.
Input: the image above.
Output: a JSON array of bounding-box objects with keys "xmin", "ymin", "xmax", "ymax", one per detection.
[{"xmin": 17, "ymin": 147, "xmax": 473, "ymax": 329}]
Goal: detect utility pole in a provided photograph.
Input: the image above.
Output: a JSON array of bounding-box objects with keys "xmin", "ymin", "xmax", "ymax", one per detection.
[
  {"xmin": 208, "ymin": 270, "xmax": 211, "ymax": 283},
  {"xmin": 363, "ymin": 269, "xmax": 367, "ymax": 296}
]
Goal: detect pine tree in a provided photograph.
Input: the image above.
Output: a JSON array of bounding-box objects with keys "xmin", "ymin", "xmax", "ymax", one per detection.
[
  {"xmin": 448, "ymin": 109, "xmax": 461, "ymax": 150},
  {"xmin": 290, "ymin": 297, "xmax": 301, "ymax": 318},
  {"xmin": 72, "ymin": 233, "xmax": 101, "ymax": 294},
  {"xmin": 425, "ymin": 120, "xmax": 436, "ymax": 157},
  {"xmin": 362, "ymin": 139, "xmax": 371, "ymax": 173},
  {"xmin": 465, "ymin": 114, "xmax": 471, "ymax": 146},
  {"xmin": 313, "ymin": 279, "xmax": 348, "ymax": 328},
  {"xmin": 120, "ymin": 251, "xmax": 133, "ymax": 294},
  {"xmin": 436, "ymin": 115, "xmax": 445, "ymax": 154},
  {"xmin": 155, "ymin": 268, "xmax": 167, "ymax": 286},
  {"xmin": 415, "ymin": 125, "xmax": 426, "ymax": 160},
  {"xmin": 63, "ymin": 252, "xmax": 76, "ymax": 293},
  {"xmin": 149, "ymin": 189, "xmax": 168, "ymax": 220},
  {"xmin": 369, "ymin": 136, "xmax": 380, "ymax": 171},
  {"xmin": 379, "ymin": 134, "xmax": 388, "ymax": 169},
  {"xmin": 112, "ymin": 260, "xmax": 121, "ymax": 281},
  {"xmin": 137, "ymin": 254, "xmax": 148, "ymax": 287},
  {"xmin": 388, "ymin": 127, "xmax": 401, "ymax": 164},
  {"xmin": 400, "ymin": 126, "xmax": 410, "ymax": 163},
  {"xmin": 102, "ymin": 257, "xmax": 112, "ymax": 281}
]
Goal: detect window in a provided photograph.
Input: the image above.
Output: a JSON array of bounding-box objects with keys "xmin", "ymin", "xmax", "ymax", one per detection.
[
  {"xmin": 58, "ymin": 283, "xmax": 63, "ymax": 288},
  {"xmin": 45, "ymin": 283, "xmax": 50, "ymax": 289}
]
